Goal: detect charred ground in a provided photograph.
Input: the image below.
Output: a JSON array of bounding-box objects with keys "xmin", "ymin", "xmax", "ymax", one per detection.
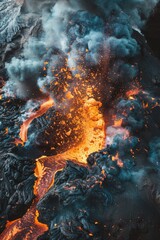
[{"xmin": 0, "ymin": 1, "xmax": 160, "ymax": 240}]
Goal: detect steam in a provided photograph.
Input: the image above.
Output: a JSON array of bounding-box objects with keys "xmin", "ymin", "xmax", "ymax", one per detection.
[
  {"xmin": 3, "ymin": 0, "xmax": 158, "ymax": 164},
  {"xmin": 1, "ymin": 1, "xmax": 160, "ymax": 238},
  {"xmin": 149, "ymin": 138, "xmax": 160, "ymax": 167},
  {"xmin": 3, "ymin": 0, "xmax": 158, "ymax": 99},
  {"xmin": 3, "ymin": 0, "xmax": 159, "ymax": 164},
  {"xmin": 5, "ymin": 58, "xmax": 43, "ymax": 98}
]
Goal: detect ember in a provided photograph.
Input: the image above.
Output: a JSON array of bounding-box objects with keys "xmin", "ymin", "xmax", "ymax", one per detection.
[
  {"xmin": 20, "ymin": 97, "xmax": 54, "ymax": 143},
  {"xmin": 0, "ymin": 0, "xmax": 160, "ymax": 240}
]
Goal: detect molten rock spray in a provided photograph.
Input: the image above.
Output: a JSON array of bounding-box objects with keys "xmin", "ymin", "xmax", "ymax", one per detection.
[{"xmin": 0, "ymin": 0, "xmax": 160, "ymax": 239}]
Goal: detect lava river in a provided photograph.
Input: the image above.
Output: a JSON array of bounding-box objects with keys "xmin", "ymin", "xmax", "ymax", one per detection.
[{"xmin": 0, "ymin": 86, "xmax": 106, "ymax": 239}]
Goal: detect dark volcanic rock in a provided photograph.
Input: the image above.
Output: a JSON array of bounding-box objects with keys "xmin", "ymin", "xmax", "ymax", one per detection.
[
  {"xmin": 0, "ymin": 97, "xmax": 36, "ymax": 233},
  {"xmin": 37, "ymin": 160, "xmax": 111, "ymax": 240},
  {"xmin": 144, "ymin": 1, "xmax": 160, "ymax": 59},
  {"xmin": 0, "ymin": 1, "xmax": 160, "ymax": 239},
  {"xmin": 0, "ymin": 153, "xmax": 35, "ymax": 233},
  {"xmin": 37, "ymin": 151, "xmax": 160, "ymax": 240},
  {"xmin": 0, "ymin": 0, "xmax": 57, "ymax": 80}
]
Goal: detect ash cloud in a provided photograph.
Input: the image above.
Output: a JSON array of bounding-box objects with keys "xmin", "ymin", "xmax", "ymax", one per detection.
[
  {"xmin": 5, "ymin": 58, "xmax": 44, "ymax": 99},
  {"xmin": 3, "ymin": 0, "xmax": 158, "ymax": 100},
  {"xmin": 0, "ymin": 1, "xmax": 160, "ymax": 239},
  {"xmin": 149, "ymin": 137, "xmax": 160, "ymax": 167},
  {"xmin": 116, "ymin": 98, "xmax": 145, "ymax": 131}
]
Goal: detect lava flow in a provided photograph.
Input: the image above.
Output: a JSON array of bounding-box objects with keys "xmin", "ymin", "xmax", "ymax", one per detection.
[
  {"xmin": 59, "ymin": 96, "xmax": 106, "ymax": 163},
  {"xmin": 19, "ymin": 96, "xmax": 54, "ymax": 143},
  {"xmin": 0, "ymin": 157, "xmax": 66, "ymax": 240},
  {"xmin": 1, "ymin": 83, "xmax": 106, "ymax": 239}
]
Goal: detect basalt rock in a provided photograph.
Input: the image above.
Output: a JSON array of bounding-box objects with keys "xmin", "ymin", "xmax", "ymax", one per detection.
[{"xmin": 37, "ymin": 150, "xmax": 160, "ymax": 240}]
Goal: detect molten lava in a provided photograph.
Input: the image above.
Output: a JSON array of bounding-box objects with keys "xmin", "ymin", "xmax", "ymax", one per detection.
[
  {"xmin": 2, "ymin": 79, "xmax": 106, "ymax": 239},
  {"xmin": 126, "ymin": 88, "xmax": 140, "ymax": 100},
  {"xmin": 59, "ymin": 96, "xmax": 105, "ymax": 163},
  {"xmin": 113, "ymin": 118, "xmax": 123, "ymax": 128},
  {"xmin": 0, "ymin": 157, "xmax": 66, "ymax": 240},
  {"xmin": 19, "ymin": 96, "xmax": 54, "ymax": 143}
]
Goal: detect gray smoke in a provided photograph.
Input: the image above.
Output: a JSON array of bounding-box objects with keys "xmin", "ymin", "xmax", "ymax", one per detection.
[
  {"xmin": 116, "ymin": 98, "xmax": 144, "ymax": 131},
  {"xmin": 5, "ymin": 58, "xmax": 44, "ymax": 99},
  {"xmin": 0, "ymin": 1, "xmax": 160, "ymax": 238},
  {"xmin": 149, "ymin": 138, "xmax": 160, "ymax": 167},
  {"xmin": 3, "ymin": 0, "xmax": 158, "ymax": 99}
]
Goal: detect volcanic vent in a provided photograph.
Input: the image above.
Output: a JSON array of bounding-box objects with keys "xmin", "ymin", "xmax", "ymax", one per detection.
[{"xmin": 0, "ymin": 0, "xmax": 160, "ymax": 240}]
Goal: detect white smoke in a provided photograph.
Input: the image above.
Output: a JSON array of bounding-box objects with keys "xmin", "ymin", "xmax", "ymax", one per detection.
[{"xmin": 3, "ymin": 0, "xmax": 158, "ymax": 100}]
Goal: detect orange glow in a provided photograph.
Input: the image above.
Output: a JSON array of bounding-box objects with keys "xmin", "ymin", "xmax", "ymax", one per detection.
[
  {"xmin": 0, "ymin": 146, "xmax": 91, "ymax": 239},
  {"xmin": 112, "ymin": 153, "xmax": 124, "ymax": 168},
  {"xmin": 0, "ymin": 157, "xmax": 66, "ymax": 240},
  {"xmin": 60, "ymin": 97, "xmax": 105, "ymax": 163},
  {"xmin": 66, "ymin": 91, "xmax": 74, "ymax": 99},
  {"xmin": 89, "ymin": 233, "xmax": 94, "ymax": 237},
  {"xmin": 19, "ymin": 96, "xmax": 54, "ymax": 143},
  {"xmin": 0, "ymin": 204, "xmax": 48, "ymax": 240},
  {"xmin": 3, "ymin": 63, "xmax": 106, "ymax": 239},
  {"xmin": 35, "ymin": 210, "xmax": 48, "ymax": 231},
  {"xmin": 143, "ymin": 102, "xmax": 149, "ymax": 109},
  {"xmin": 126, "ymin": 88, "xmax": 140, "ymax": 99},
  {"xmin": 117, "ymin": 159, "xmax": 124, "ymax": 168},
  {"xmin": 113, "ymin": 118, "xmax": 123, "ymax": 128},
  {"xmin": 6, "ymin": 219, "xmax": 20, "ymax": 228},
  {"xmin": 45, "ymin": 85, "xmax": 106, "ymax": 164},
  {"xmin": 5, "ymin": 128, "xmax": 8, "ymax": 135},
  {"xmin": 14, "ymin": 138, "xmax": 24, "ymax": 146}
]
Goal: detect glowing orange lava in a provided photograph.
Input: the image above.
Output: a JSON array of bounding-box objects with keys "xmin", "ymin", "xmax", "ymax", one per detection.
[
  {"xmin": 126, "ymin": 88, "xmax": 140, "ymax": 100},
  {"xmin": 20, "ymin": 96, "xmax": 54, "ymax": 143},
  {"xmin": 112, "ymin": 153, "xmax": 124, "ymax": 168},
  {"xmin": 2, "ymin": 73, "xmax": 106, "ymax": 239},
  {"xmin": 59, "ymin": 97, "xmax": 105, "ymax": 163},
  {"xmin": 0, "ymin": 157, "xmax": 66, "ymax": 240},
  {"xmin": 113, "ymin": 118, "xmax": 123, "ymax": 128}
]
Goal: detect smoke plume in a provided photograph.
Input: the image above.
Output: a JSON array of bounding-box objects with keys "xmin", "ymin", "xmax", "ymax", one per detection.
[
  {"xmin": 0, "ymin": 0, "xmax": 160, "ymax": 239},
  {"xmin": 4, "ymin": 0, "xmax": 158, "ymax": 100}
]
